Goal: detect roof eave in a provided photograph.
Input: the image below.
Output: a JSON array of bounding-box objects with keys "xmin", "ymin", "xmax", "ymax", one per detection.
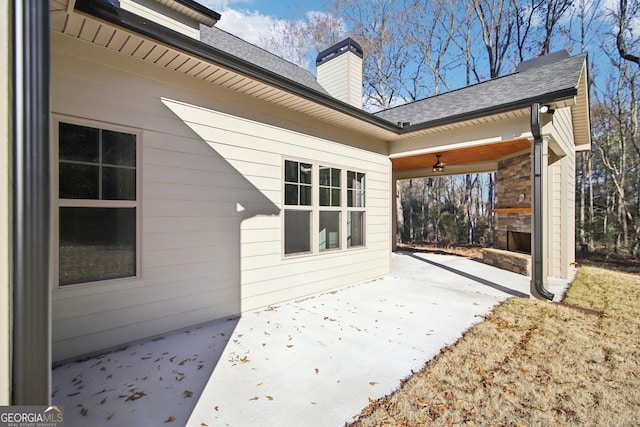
[
  {"xmin": 398, "ymin": 87, "xmax": 579, "ymax": 135},
  {"xmin": 170, "ymin": 0, "xmax": 221, "ymax": 25},
  {"xmin": 74, "ymin": 0, "xmax": 402, "ymax": 134}
]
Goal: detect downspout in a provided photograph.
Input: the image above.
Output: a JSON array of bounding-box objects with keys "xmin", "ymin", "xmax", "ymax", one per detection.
[
  {"xmin": 12, "ymin": 0, "xmax": 51, "ymax": 404},
  {"xmin": 530, "ymin": 103, "xmax": 554, "ymax": 301}
]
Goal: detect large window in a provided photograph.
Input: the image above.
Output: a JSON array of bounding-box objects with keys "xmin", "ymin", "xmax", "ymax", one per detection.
[
  {"xmin": 56, "ymin": 119, "xmax": 139, "ymax": 286},
  {"xmin": 284, "ymin": 159, "xmax": 365, "ymax": 256}
]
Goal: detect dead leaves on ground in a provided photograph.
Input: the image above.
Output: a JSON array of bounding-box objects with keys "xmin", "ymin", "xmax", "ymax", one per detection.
[
  {"xmin": 124, "ymin": 390, "xmax": 146, "ymax": 402},
  {"xmin": 249, "ymin": 395, "xmax": 274, "ymax": 401}
]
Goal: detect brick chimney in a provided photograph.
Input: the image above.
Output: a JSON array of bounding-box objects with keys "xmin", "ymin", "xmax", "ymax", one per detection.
[{"xmin": 316, "ymin": 38, "xmax": 363, "ymax": 109}]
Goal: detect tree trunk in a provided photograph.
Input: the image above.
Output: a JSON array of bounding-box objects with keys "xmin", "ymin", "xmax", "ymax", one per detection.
[
  {"xmin": 409, "ymin": 179, "xmax": 414, "ymax": 242},
  {"xmin": 396, "ymin": 180, "xmax": 404, "ymax": 243},
  {"xmin": 579, "ymin": 152, "xmax": 588, "ymax": 253}
]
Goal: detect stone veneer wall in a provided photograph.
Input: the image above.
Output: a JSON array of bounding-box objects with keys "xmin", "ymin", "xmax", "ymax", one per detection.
[
  {"xmin": 495, "ymin": 152, "xmax": 531, "ymax": 250},
  {"xmin": 482, "ymin": 248, "xmax": 531, "ymax": 276}
]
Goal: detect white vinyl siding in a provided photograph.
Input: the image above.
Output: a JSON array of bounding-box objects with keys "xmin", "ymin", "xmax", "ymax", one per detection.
[
  {"xmin": 51, "ymin": 32, "xmax": 391, "ymax": 361},
  {"xmin": 316, "ymin": 52, "xmax": 363, "ymax": 109},
  {"xmin": 548, "ymin": 107, "xmax": 576, "ymax": 279},
  {"xmin": 119, "ymin": 0, "xmax": 201, "ymax": 39}
]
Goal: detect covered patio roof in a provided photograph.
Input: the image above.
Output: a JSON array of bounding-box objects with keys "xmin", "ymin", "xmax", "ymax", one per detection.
[{"xmin": 392, "ymin": 138, "xmax": 531, "ymax": 176}]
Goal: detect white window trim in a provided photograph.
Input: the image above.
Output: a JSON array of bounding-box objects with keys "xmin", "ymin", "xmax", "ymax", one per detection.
[
  {"xmin": 346, "ymin": 170, "xmax": 366, "ymax": 249},
  {"xmin": 282, "ymin": 157, "xmax": 367, "ymax": 258},
  {"xmin": 51, "ymin": 114, "xmax": 143, "ymax": 289}
]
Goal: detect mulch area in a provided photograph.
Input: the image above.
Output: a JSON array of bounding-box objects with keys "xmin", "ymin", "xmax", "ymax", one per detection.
[{"xmin": 576, "ymin": 251, "xmax": 640, "ymax": 274}]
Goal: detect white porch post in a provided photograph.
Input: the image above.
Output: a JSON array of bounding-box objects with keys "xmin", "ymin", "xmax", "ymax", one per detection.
[{"xmin": 391, "ymin": 175, "xmax": 398, "ymax": 251}]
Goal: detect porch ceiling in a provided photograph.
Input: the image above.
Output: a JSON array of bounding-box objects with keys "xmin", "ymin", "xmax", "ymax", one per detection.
[{"xmin": 392, "ymin": 138, "xmax": 530, "ymax": 172}]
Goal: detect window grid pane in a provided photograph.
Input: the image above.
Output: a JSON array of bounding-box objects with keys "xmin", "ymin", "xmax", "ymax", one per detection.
[
  {"xmin": 319, "ymin": 166, "xmax": 341, "ymax": 207},
  {"xmin": 285, "ymin": 161, "xmax": 312, "ymax": 206},
  {"xmin": 347, "ymin": 171, "xmax": 365, "ymax": 208},
  {"xmin": 59, "ymin": 123, "xmax": 136, "ymax": 202}
]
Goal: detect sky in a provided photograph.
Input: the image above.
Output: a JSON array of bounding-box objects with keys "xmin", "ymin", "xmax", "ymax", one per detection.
[{"xmin": 200, "ymin": 0, "xmax": 325, "ymax": 47}]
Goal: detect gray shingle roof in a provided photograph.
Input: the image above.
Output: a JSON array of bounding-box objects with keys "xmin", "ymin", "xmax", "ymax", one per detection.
[
  {"xmin": 199, "ymin": 25, "xmax": 329, "ymax": 95},
  {"xmin": 197, "ymin": 23, "xmax": 585, "ymax": 130},
  {"xmin": 374, "ymin": 53, "xmax": 587, "ymax": 127}
]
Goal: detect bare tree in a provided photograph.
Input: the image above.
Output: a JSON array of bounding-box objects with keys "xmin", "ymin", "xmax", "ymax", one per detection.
[
  {"xmin": 514, "ymin": 0, "xmax": 545, "ymax": 62},
  {"xmin": 538, "ymin": 0, "xmax": 573, "ymax": 55},
  {"xmin": 470, "ymin": 0, "xmax": 516, "ymax": 78},
  {"xmin": 616, "ymin": 0, "xmax": 640, "ymax": 66},
  {"xmin": 327, "ymin": 0, "xmax": 413, "ymax": 110},
  {"xmin": 405, "ymin": 0, "xmax": 458, "ymax": 96},
  {"xmin": 573, "ymin": 0, "xmax": 603, "ymax": 253},
  {"xmin": 260, "ymin": 11, "xmax": 346, "ymax": 70}
]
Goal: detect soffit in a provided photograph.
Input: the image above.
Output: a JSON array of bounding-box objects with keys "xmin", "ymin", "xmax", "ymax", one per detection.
[
  {"xmin": 153, "ymin": 0, "xmax": 220, "ymax": 26},
  {"xmin": 387, "ymin": 108, "xmax": 531, "ymax": 142},
  {"xmin": 572, "ymin": 64, "xmax": 591, "ymax": 148}
]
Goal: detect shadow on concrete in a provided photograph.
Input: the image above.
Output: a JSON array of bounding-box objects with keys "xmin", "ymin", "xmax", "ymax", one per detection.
[{"xmin": 400, "ymin": 250, "xmax": 529, "ymax": 298}]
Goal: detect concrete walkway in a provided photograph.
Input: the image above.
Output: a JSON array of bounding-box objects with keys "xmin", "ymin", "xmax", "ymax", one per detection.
[{"xmin": 52, "ymin": 252, "xmax": 572, "ymax": 427}]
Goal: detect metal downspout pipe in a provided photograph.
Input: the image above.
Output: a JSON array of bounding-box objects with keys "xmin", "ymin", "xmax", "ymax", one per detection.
[
  {"xmin": 530, "ymin": 103, "xmax": 554, "ymax": 301},
  {"xmin": 12, "ymin": 0, "xmax": 51, "ymax": 404}
]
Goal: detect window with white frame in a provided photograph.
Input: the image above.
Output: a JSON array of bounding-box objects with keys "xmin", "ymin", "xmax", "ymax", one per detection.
[
  {"xmin": 347, "ymin": 171, "xmax": 366, "ymax": 247},
  {"xmin": 283, "ymin": 159, "xmax": 365, "ymax": 256},
  {"xmin": 319, "ymin": 166, "xmax": 341, "ymax": 251},
  {"xmin": 56, "ymin": 119, "xmax": 139, "ymax": 286},
  {"xmin": 284, "ymin": 160, "xmax": 312, "ymax": 255}
]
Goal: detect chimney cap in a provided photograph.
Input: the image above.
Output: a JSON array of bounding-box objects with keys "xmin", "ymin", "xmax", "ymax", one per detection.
[{"xmin": 316, "ymin": 38, "xmax": 363, "ymax": 66}]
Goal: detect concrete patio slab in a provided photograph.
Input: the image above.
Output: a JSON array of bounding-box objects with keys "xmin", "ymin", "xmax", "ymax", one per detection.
[{"xmin": 52, "ymin": 251, "xmax": 572, "ymax": 426}]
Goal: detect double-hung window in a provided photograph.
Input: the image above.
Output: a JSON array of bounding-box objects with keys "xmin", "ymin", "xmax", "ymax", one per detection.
[
  {"xmin": 55, "ymin": 119, "xmax": 140, "ymax": 286},
  {"xmin": 347, "ymin": 171, "xmax": 366, "ymax": 247},
  {"xmin": 319, "ymin": 166, "xmax": 341, "ymax": 251},
  {"xmin": 284, "ymin": 160, "xmax": 313, "ymax": 254},
  {"xmin": 284, "ymin": 159, "xmax": 366, "ymax": 256}
]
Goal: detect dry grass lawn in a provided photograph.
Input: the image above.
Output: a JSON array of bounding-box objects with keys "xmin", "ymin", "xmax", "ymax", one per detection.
[{"xmin": 347, "ymin": 266, "xmax": 640, "ymax": 426}]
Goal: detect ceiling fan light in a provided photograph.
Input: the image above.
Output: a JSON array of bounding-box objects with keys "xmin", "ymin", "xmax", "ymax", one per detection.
[{"xmin": 432, "ymin": 154, "xmax": 445, "ymax": 173}]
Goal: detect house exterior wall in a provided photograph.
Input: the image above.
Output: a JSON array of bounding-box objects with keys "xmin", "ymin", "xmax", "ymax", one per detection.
[
  {"xmin": 547, "ymin": 107, "xmax": 576, "ymax": 279},
  {"xmin": 119, "ymin": 0, "xmax": 201, "ymax": 39},
  {"xmin": 1, "ymin": 1, "xmax": 11, "ymax": 404},
  {"xmin": 51, "ymin": 33, "xmax": 391, "ymax": 362}
]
